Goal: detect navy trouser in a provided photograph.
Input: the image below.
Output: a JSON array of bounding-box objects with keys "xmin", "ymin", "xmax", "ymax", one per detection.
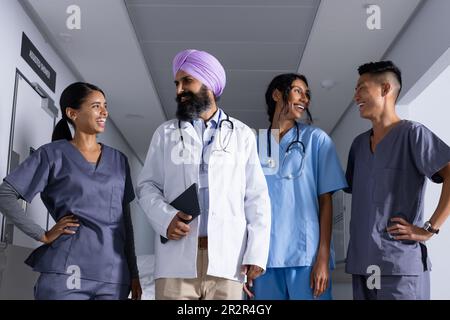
[
  {"xmin": 34, "ymin": 273, "xmax": 130, "ymax": 300},
  {"xmin": 352, "ymin": 271, "xmax": 430, "ymax": 300}
]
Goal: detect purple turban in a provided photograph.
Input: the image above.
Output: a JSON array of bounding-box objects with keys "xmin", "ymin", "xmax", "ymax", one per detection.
[{"xmin": 172, "ymin": 49, "xmax": 226, "ymax": 97}]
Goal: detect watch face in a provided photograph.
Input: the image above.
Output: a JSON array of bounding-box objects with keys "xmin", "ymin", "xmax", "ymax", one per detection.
[{"xmin": 423, "ymin": 221, "xmax": 438, "ymax": 234}]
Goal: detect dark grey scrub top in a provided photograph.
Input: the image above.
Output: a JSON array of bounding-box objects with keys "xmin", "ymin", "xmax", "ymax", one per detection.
[
  {"xmin": 344, "ymin": 120, "xmax": 450, "ymax": 276},
  {"xmin": 4, "ymin": 140, "xmax": 135, "ymax": 284}
]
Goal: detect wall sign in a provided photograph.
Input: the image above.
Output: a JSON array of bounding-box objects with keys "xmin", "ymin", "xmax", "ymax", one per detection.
[{"xmin": 20, "ymin": 32, "xmax": 56, "ymax": 92}]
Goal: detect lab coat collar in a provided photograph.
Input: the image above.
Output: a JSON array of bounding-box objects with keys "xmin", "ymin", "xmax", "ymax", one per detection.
[
  {"xmin": 168, "ymin": 108, "xmax": 223, "ymax": 145},
  {"xmin": 167, "ymin": 119, "xmax": 201, "ymax": 145}
]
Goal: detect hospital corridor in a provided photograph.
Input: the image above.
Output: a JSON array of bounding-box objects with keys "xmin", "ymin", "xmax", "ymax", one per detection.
[{"xmin": 0, "ymin": 0, "xmax": 450, "ymax": 301}]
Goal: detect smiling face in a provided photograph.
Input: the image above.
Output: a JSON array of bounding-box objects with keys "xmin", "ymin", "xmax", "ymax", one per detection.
[
  {"xmin": 354, "ymin": 73, "xmax": 387, "ymax": 120},
  {"xmin": 274, "ymin": 78, "xmax": 311, "ymax": 121},
  {"xmin": 174, "ymin": 70, "xmax": 212, "ymax": 121},
  {"xmin": 66, "ymin": 90, "xmax": 108, "ymax": 135}
]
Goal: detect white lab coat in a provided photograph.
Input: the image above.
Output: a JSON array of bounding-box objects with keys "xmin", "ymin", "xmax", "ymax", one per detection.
[{"xmin": 136, "ymin": 115, "xmax": 271, "ymax": 282}]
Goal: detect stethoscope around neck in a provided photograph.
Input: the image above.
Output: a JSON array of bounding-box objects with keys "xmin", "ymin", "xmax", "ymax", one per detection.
[
  {"xmin": 177, "ymin": 109, "xmax": 235, "ymax": 157},
  {"xmin": 265, "ymin": 122, "xmax": 305, "ymax": 169}
]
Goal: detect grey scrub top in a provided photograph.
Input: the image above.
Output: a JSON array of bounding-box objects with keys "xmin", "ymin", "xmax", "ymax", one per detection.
[
  {"xmin": 344, "ymin": 120, "xmax": 450, "ymax": 276},
  {"xmin": 4, "ymin": 139, "xmax": 135, "ymax": 284}
]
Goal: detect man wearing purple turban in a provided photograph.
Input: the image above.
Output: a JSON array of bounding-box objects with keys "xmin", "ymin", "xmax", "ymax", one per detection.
[{"xmin": 137, "ymin": 49, "xmax": 271, "ymax": 300}]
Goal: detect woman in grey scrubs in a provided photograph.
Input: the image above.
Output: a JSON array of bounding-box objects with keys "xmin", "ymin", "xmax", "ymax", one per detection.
[{"xmin": 0, "ymin": 82, "xmax": 142, "ymax": 300}]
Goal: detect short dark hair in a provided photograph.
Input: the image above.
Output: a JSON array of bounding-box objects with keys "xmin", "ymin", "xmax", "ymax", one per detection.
[
  {"xmin": 265, "ymin": 73, "xmax": 313, "ymax": 124},
  {"xmin": 358, "ymin": 61, "xmax": 402, "ymax": 95}
]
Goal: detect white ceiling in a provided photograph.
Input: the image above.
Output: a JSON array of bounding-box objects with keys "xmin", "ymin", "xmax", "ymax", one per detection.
[
  {"xmin": 299, "ymin": 0, "xmax": 422, "ymax": 134},
  {"xmin": 23, "ymin": 0, "xmax": 422, "ymax": 162},
  {"xmin": 126, "ymin": 0, "xmax": 320, "ymax": 127}
]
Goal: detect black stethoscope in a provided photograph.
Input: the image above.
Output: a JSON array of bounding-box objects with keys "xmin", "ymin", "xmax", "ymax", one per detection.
[
  {"xmin": 265, "ymin": 122, "xmax": 305, "ymax": 168},
  {"xmin": 178, "ymin": 110, "xmax": 234, "ymax": 156}
]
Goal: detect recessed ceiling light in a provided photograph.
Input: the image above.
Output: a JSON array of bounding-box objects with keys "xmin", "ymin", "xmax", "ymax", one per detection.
[{"xmin": 320, "ymin": 80, "xmax": 337, "ymax": 90}]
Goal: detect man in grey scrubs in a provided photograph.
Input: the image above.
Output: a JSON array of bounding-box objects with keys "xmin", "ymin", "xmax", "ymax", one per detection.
[{"xmin": 344, "ymin": 61, "xmax": 450, "ymax": 300}]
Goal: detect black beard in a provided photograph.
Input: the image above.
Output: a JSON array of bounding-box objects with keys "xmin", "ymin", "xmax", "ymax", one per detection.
[{"xmin": 175, "ymin": 86, "xmax": 212, "ymax": 122}]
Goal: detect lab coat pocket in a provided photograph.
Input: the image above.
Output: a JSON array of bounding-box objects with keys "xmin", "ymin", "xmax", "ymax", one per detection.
[{"xmin": 109, "ymin": 185, "xmax": 124, "ymax": 223}]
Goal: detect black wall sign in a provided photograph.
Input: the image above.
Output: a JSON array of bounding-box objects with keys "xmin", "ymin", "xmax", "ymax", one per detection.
[{"xmin": 20, "ymin": 32, "xmax": 56, "ymax": 92}]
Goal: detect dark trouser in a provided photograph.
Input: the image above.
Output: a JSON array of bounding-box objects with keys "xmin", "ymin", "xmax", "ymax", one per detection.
[
  {"xmin": 34, "ymin": 273, "xmax": 130, "ymax": 300},
  {"xmin": 352, "ymin": 271, "xmax": 430, "ymax": 300}
]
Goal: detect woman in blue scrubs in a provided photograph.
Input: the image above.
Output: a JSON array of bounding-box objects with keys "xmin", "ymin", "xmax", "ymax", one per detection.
[
  {"xmin": 0, "ymin": 82, "xmax": 142, "ymax": 300},
  {"xmin": 252, "ymin": 73, "xmax": 347, "ymax": 300}
]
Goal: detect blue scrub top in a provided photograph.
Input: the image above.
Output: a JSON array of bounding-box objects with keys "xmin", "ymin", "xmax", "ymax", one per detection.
[
  {"xmin": 259, "ymin": 123, "xmax": 347, "ymax": 268},
  {"xmin": 345, "ymin": 120, "xmax": 450, "ymax": 275},
  {"xmin": 4, "ymin": 140, "xmax": 135, "ymax": 284}
]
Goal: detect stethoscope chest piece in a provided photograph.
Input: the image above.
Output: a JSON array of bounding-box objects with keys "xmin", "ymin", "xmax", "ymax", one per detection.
[{"xmin": 266, "ymin": 158, "xmax": 276, "ymax": 168}]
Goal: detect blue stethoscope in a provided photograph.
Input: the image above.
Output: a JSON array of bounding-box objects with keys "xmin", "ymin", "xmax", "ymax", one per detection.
[
  {"xmin": 265, "ymin": 122, "xmax": 305, "ymax": 169},
  {"xmin": 178, "ymin": 109, "xmax": 234, "ymax": 157}
]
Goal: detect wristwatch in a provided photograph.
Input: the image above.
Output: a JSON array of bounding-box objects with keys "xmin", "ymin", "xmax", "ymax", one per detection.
[{"xmin": 423, "ymin": 221, "xmax": 439, "ymax": 234}]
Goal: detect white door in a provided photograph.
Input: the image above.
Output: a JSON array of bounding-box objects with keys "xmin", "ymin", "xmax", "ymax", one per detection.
[{"xmin": 5, "ymin": 72, "xmax": 55, "ymax": 249}]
